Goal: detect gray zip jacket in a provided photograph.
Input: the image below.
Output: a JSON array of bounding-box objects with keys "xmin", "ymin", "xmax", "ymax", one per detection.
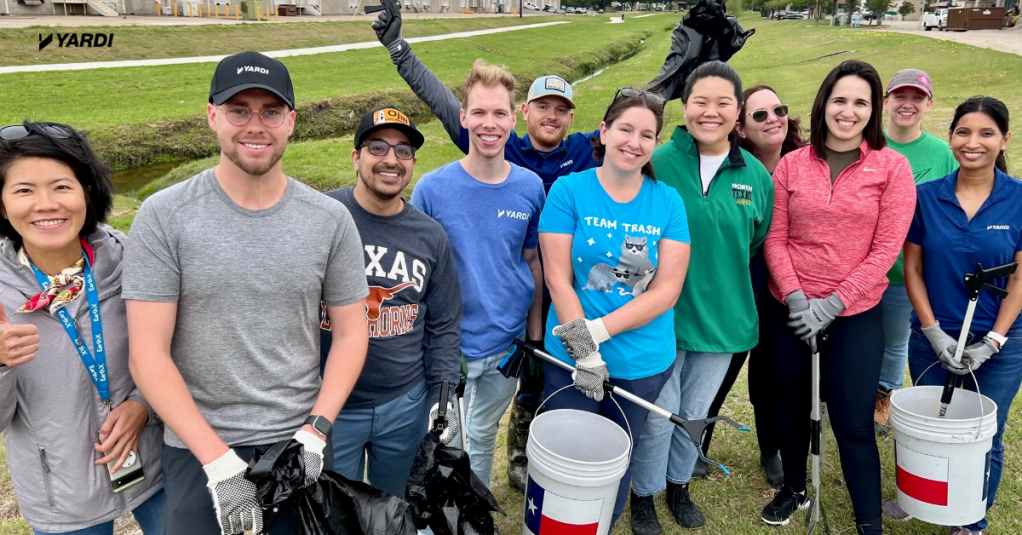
[{"xmin": 0, "ymin": 226, "xmax": 163, "ymax": 532}]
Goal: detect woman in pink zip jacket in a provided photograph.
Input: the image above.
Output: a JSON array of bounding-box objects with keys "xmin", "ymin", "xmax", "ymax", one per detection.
[{"xmin": 760, "ymin": 60, "xmax": 916, "ymax": 535}]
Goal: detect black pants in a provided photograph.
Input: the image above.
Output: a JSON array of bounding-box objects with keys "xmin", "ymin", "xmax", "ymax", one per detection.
[
  {"xmin": 163, "ymin": 438, "xmax": 335, "ymax": 534},
  {"xmin": 701, "ymin": 344, "xmax": 779, "ymax": 458},
  {"xmin": 765, "ymin": 296, "xmax": 884, "ymax": 530}
]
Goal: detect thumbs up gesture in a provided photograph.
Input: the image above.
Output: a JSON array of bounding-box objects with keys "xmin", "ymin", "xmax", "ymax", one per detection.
[{"xmin": 0, "ymin": 302, "xmax": 39, "ymax": 368}]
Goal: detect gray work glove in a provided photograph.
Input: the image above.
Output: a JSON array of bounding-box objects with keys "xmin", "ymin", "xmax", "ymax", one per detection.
[
  {"xmin": 203, "ymin": 450, "xmax": 262, "ymax": 535},
  {"xmin": 553, "ymin": 318, "xmax": 611, "ymax": 361},
  {"xmin": 572, "ymin": 351, "xmax": 609, "ymax": 402},
  {"xmin": 371, "ymin": 0, "xmax": 404, "ymax": 53},
  {"xmin": 922, "ymin": 322, "xmax": 966, "ymax": 375},
  {"xmin": 785, "ymin": 289, "xmax": 810, "ymax": 315},
  {"xmin": 429, "ymin": 400, "xmax": 459, "ymax": 445},
  {"xmin": 788, "ymin": 293, "xmax": 845, "ymax": 343},
  {"xmin": 960, "ymin": 336, "xmax": 999, "ymax": 374},
  {"xmin": 292, "ymin": 429, "xmax": 326, "ymax": 487}
]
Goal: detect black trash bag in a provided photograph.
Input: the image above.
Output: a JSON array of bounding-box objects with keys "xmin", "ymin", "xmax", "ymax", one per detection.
[
  {"xmin": 406, "ymin": 431, "xmax": 505, "ymax": 535},
  {"xmin": 644, "ymin": 0, "xmax": 755, "ymax": 101},
  {"xmin": 247, "ymin": 439, "xmax": 417, "ymax": 535}
]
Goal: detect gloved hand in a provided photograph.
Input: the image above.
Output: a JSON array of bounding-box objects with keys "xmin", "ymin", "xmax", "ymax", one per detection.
[
  {"xmin": 553, "ymin": 318, "xmax": 610, "ymax": 361},
  {"xmin": 785, "ymin": 289, "xmax": 809, "ymax": 314},
  {"xmin": 203, "ymin": 449, "xmax": 262, "ymax": 535},
  {"xmin": 293, "ymin": 429, "xmax": 326, "ymax": 487},
  {"xmin": 960, "ymin": 336, "xmax": 999, "ymax": 373},
  {"xmin": 572, "ymin": 351, "xmax": 609, "ymax": 402},
  {"xmin": 922, "ymin": 322, "xmax": 966, "ymax": 374},
  {"xmin": 428, "ymin": 401, "xmax": 460, "ymax": 445},
  {"xmin": 371, "ymin": 0, "xmax": 404, "ymax": 53},
  {"xmin": 788, "ymin": 293, "xmax": 844, "ymax": 342}
]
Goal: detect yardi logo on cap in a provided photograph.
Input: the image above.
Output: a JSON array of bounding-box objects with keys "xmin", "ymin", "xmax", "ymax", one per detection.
[{"xmin": 237, "ymin": 65, "xmax": 270, "ymax": 75}]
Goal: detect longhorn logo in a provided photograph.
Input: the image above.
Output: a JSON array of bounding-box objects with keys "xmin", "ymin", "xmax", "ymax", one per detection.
[{"xmin": 365, "ymin": 281, "xmax": 418, "ymax": 321}]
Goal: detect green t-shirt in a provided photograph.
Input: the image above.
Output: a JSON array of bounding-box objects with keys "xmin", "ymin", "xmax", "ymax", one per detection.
[{"xmin": 885, "ymin": 130, "xmax": 959, "ymax": 285}]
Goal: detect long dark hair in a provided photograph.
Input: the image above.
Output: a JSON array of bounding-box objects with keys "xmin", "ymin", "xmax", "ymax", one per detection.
[
  {"xmin": 0, "ymin": 121, "xmax": 113, "ymax": 249},
  {"xmin": 949, "ymin": 96, "xmax": 1010, "ymax": 174},
  {"xmin": 592, "ymin": 90, "xmax": 665, "ymax": 181},
  {"xmin": 736, "ymin": 85, "xmax": 806, "ymax": 157},
  {"xmin": 810, "ymin": 60, "xmax": 886, "ymax": 157}
]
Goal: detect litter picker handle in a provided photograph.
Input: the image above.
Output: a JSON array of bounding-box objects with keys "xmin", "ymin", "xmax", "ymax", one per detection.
[
  {"xmin": 364, "ymin": 0, "xmax": 397, "ymax": 14},
  {"xmin": 433, "ymin": 380, "xmax": 451, "ymax": 434}
]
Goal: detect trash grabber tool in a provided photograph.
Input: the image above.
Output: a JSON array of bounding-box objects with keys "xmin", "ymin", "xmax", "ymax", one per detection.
[
  {"xmin": 499, "ymin": 338, "xmax": 751, "ymax": 475},
  {"xmin": 363, "ymin": 0, "xmax": 396, "ymax": 14},
  {"xmin": 456, "ymin": 361, "xmax": 468, "ymax": 451},
  {"xmin": 806, "ymin": 332, "xmax": 831, "ymax": 535},
  {"xmin": 938, "ymin": 261, "xmax": 1017, "ymax": 418}
]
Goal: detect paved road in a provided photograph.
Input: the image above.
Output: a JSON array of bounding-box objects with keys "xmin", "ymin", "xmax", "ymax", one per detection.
[{"xmin": 870, "ymin": 19, "xmax": 1022, "ymax": 57}]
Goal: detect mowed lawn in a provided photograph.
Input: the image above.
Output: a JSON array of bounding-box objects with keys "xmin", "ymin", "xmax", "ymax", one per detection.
[{"xmin": 3, "ymin": 13, "xmax": 1022, "ymax": 535}]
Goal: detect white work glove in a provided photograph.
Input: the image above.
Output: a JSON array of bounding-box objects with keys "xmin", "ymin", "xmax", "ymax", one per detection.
[
  {"xmin": 203, "ymin": 449, "xmax": 262, "ymax": 535},
  {"xmin": 428, "ymin": 401, "xmax": 460, "ymax": 445},
  {"xmin": 293, "ymin": 429, "xmax": 326, "ymax": 487},
  {"xmin": 553, "ymin": 318, "xmax": 611, "ymax": 361},
  {"xmin": 572, "ymin": 351, "xmax": 609, "ymax": 402}
]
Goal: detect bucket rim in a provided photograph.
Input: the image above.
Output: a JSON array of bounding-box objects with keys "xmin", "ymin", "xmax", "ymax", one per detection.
[
  {"xmin": 891, "ymin": 386, "xmax": 998, "ymax": 423},
  {"xmin": 529, "ymin": 409, "xmax": 632, "ymax": 468}
]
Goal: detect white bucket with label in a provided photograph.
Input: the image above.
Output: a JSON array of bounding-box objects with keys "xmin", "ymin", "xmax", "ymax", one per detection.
[
  {"xmin": 889, "ymin": 385, "xmax": 997, "ymax": 526},
  {"xmin": 522, "ymin": 409, "xmax": 630, "ymax": 535}
]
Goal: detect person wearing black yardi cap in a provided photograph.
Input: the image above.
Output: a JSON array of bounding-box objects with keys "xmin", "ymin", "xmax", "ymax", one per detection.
[{"xmin": 123, "ymin": 51, "xmax": 370, "ymax": 535}]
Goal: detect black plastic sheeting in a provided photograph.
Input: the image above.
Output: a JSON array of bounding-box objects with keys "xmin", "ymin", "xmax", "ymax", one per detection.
[
  {"xmin": 247, "ymin": 439, "xmax": 418, "ymax": 534},
  {"xmin": 406, "ymin": 431, "xmax": 506, "ymax": 535},
  {"xmin": 645, "ymin": 0, "xmax": 755, "ymax": 101}
]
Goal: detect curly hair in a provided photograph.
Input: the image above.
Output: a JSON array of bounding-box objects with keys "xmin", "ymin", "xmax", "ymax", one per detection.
[{"xmin": 736, "ymin": 85, "xmax": 807, "ymax": 157}]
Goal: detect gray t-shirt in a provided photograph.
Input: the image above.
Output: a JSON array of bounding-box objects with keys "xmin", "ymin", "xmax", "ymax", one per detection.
[{"xmin": 122, "ymin": 169, "xmax": 368, "ymax": 448}]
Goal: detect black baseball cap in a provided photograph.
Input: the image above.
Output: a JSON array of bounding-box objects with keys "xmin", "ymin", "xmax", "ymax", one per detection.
[
  {"xmin": 354, "ymin": 107, "xmax": 425, "ymax": 150},
  {"xmin": 209, "ymin": 51, "xmax": 295, "ymax": 110}
]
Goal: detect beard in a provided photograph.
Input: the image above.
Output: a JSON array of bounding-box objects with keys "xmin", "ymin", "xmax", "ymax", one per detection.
[
  {"xmin": 359, "ymin": 165, "xmax": 408, "ymax": 201},
  {"xmin": 221, "ymin": 135, "xmax": 286, "ymax": 177},
  {"xmin": 527, "ymin": 122, "xmax": 567, "ymax": 149}
]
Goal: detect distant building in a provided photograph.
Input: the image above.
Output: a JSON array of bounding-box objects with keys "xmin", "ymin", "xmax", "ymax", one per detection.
[{"xmin": 2, "ymin": 0, "xmax": 559, "ymax": 17}]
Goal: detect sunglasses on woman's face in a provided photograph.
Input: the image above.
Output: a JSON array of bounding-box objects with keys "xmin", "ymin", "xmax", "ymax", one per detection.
[
  {"xmin": 0, "ymin": 124, "xmax": 74, "ymax": 140},
  {"xmin": 748, "ymin": 105, "xmax": 789, "ymax": 123}
]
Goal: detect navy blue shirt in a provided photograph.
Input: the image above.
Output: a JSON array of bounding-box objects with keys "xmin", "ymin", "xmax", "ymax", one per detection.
[
  {"xmin": 457, "ymin": 129, "xmax": 601, "ymax": 193},
  {"xmin": 907, "ymin": 169, "xmax": 1022, "ymax": 334}
]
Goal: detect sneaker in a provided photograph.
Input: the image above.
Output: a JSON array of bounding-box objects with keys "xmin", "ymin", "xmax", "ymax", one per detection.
[
  {"xmin": 760, "ymin": 452, "xmax": 784, "ymax": 489},
  {"xmin": 761, "ymin": 486, "xmax": 809, "ymax": 526},
  {"xmin": 949, "ymin": 527, "xmax": 983, "ymax": 535},
  {"xmin": 882, "ymin": 499, "xmax": 912, "ymax": 520},
  {"xmin": 874, "ymin": 388, "xmax": 892, "ymax": 435},
  {"xmin": 691, "ymin": 458, "xmax": 708, "ymax": 479},
  {"xmin": 629, "ymin": 492, "xmax": 663, "ymax": 535},
  {"xmin": 666, "ymin": 481, "xmax": 705, "ymax": 529}
]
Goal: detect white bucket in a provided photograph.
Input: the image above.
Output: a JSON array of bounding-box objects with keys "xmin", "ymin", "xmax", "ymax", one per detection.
[
  {"xmin": 890, "ymin": 385, "xmax": 998, "ymax": 526},
  {"xmin": 522, "ymin": 409, "xmax": 630, "ymax": 535}
]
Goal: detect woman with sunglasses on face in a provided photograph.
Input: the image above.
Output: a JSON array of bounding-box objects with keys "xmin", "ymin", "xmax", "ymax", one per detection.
[
  {"xmin": 761, "ymin": 60, "xmax": 915, "ymax": 534},
  {"xmin": 901, "ymin": 97, "xmax": 1019, "ymax": 535},
  {"xmin": 695, "ymin": 85, "xmax": 806, "ymax": 489},
  {"xmin": 541, "ymin": 88, "xmax": 691, "ymax": 526},
  {"xmin": 0, "ymin": 122, "xmax": 165, "ymax": 535},
  {"xmin": 628, "ymin": 61, "xmax": 775, "ymax": 535}
]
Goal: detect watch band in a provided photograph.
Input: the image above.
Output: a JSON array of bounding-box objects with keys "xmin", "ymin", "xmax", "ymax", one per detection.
[
  {"xmin": 304, "ymin": 415, "xmax": 332, "ymax": 437},
  {"xmin": 986, "ymin": 331, "xmax": 1008, "ymax": 348}
]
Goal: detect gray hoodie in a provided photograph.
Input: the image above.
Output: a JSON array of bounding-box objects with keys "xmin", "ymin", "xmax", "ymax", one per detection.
[{"xmin": 0, "ymin": 226, "xmax": 163, "ymax": 533}]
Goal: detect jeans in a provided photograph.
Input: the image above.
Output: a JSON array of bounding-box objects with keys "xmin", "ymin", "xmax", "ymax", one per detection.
[
  {"xmin": 543, "ymin": 360, "xmax": 674, "ymax": 522},
  {"xmin": 331, "ymin": 379, "xmax": 431, "ymax": 497},
  {"xmin": 631, "ymin": 350, "xmax": 732, "ymax": 495},
  {"xmin": 908, "ymin": 326, "xmax": 1022, "ymax": 532},
  {"xmin": 460, "ymin": 345, "xmax": 518, "ymax": 488},
  {"xmin": 879, "ymin": 284, "xmax": 913, "ymax": 391},
  {"xmin": 33, "ymin": 489, "xmax": 166, "ymax": 535},
  {"xmin": 766, "ymin": 297, "xmax": 884, "ymax": 531}
]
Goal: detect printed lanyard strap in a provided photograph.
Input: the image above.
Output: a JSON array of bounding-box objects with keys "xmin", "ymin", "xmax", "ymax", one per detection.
[{"xmin": 29, "ymin": 249, "xmax": 109, "ymax": 401}]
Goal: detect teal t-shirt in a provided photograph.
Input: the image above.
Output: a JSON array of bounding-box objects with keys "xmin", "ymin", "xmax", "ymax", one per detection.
[
  {"xmin": 884, "ymin": 131, "xmax": 958, "ymax": 285},
  {"xmin": 539, "ymin": 169, "xmax": 690, "ymax": 380}
]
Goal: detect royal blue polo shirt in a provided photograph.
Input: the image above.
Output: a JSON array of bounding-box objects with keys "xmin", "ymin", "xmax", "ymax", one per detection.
[
  {"xmin": 457, "ymin": 128, "xmax": 601, "ymax": 193},
  {"xmin": 907, "ymin": 168, "xmax": 1022, "ymax": 334}
]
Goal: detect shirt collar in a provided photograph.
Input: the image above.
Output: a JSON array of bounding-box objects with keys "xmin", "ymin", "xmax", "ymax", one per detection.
[
  {"xmin": 520, "ymin": 133, "xmax": 567, "ymax": 156},
  {"xmin": 937, "ymin": 167, "xmax": 1014, "ymax": 205},
  {"xmin": 671, "ymin": 126, "xmax": 748, "ymax": 168}
]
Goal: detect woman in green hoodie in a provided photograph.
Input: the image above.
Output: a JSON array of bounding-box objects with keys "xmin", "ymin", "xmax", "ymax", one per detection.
[{"xmin": 628, "ymin": 61, "xmax": 774, "ymax": 535}]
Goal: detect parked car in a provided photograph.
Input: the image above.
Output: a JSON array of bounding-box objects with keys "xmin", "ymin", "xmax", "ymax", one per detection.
[
  {"xmin": 543, "ymin": 4, "xmax": 556, "ymax": 11},
  {"xmin": 566, "ymin": 6, "xmax": 575, "ymax": 13},
  {"xmin": 558, "ymin": 6, "xmax": 566, "ymax": 13},
  {"xmin": 922, "ymin": 8, "xmax": 949, "ymax": 30},
  {"xmin": 770, "ymin": 10, "xmax": 787, "ymax": 19},
  {"xmin": 524, "ymin": 2, "xmax": 538, "ymax": 9},
  {"xmin": 781, "ymin": 11, "xmax": 803, "ymax": 19},
  {"xmin": 577, "ymin": 6, "xmax": 587, "ymax": 13},
  {"xmin": 597, "ymin": 7, "xmax": 603, "ymax": 12}
]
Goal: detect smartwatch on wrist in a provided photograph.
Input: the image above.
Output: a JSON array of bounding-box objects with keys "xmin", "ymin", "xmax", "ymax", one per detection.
[
  {"xmin": 304, "ymin": 415, "xmax": 332, "ymax": 438},
  {"xmin": 986, "ymin": 331, "xmax": 1008, "ymax": 349}
]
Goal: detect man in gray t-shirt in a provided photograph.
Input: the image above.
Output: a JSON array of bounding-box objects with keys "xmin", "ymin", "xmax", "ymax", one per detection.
[{"xmin": 123, "ymin": 51, "xmax": 369, "ymax": 535}]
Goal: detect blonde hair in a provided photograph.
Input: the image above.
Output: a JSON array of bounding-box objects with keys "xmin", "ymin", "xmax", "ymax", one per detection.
[{"xmin": 461, "ymin": 59, "xmax": 516, "ymax": 112}]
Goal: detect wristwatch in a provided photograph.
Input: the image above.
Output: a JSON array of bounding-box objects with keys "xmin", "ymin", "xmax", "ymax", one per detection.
[
  {"xmin": 304, "ymin": 415, "xmax": 333, "ymax": 438},
  {"xmin": 986, "ymin": 331, "xmax": 1008, "ymax": 349}
]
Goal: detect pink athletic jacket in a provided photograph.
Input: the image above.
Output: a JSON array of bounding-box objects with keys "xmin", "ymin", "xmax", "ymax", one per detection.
[{"xmin": 764, "ymin": 142, "xmax": 916, "ymax": 315}]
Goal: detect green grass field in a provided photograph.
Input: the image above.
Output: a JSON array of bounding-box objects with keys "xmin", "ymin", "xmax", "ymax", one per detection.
[{"xmin": 2, "ymin": 12, "xmax": 1022, "ymax": 535}]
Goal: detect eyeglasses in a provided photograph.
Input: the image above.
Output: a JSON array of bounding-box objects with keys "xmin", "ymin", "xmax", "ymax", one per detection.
[
  {"xmin": 221, "ymin": 106, "xmax": 288, "ymax": 128},
  {"xmin": 604, "ymin": 88, "xmax": 667, "ymax": 120},
  {"xmin": 359, "ymin": 140, "xmax": 416, "ymax": 160},
  {"xmin": 748, "ymin": 105, "xmax": 789, "ymax": 123},
  {"xmin": 0, "ymin": 124, "xmax": 74, "ymax": 141}
]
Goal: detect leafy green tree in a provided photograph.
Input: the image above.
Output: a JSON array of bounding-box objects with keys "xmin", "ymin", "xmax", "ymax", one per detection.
[
  {"xmin": 864, "ymin": 0, "xmax": 892, "ymax": 23},
  {"xmin": 898, "ymin": 1, "xmax": 915, "ymax": 16}
]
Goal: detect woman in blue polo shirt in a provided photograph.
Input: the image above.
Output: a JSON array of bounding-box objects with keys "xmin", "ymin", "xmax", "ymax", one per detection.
[{"xmin": 903, "ymin": 96, "xmax": 1021, "ymax": 535}]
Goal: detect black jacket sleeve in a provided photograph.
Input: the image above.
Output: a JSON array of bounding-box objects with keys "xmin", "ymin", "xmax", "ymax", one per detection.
[
  {"xmin": 388, "ymin": 39, "xmax": 470, "ymax": 154},
  {"xmin": 421, "ymin": 233, "xmax": 464, "ymax": 406}
]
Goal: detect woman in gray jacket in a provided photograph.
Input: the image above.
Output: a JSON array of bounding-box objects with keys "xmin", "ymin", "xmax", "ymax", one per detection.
[{"xmin": 0, "ymin": 122, "xmax": 164, "ymax": 535}]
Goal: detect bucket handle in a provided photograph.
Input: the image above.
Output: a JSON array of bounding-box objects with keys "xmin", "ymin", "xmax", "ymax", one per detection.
[
  {"xmin": 535, "ymin": 384, "xmax": 635, "ymax": 453},
  {"xmin": 914, "ymin": 362, "xmax": 990, "ymax": 439}
]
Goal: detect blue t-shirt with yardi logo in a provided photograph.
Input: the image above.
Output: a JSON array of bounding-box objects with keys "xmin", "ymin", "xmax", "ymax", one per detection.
[
  {"xmin": 540, "ymin": 168, "xmax": 690, "ymax": 380},
  {"xmin": 412, "ymin": 161, "xmax": 546, "ymax": 360}
]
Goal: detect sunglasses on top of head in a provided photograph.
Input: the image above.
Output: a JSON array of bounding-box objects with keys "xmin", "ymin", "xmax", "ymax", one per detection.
[
  {"xmin": 748, "ymin": 105, "xmax": 789, "ymax": 123},
  {"xmin": 605, "ymin": 88, "xmax": 667, "ymax": 120},
  {"xmin": 0, "ymin": 124, "xmax": 75, "ymax": 141}
]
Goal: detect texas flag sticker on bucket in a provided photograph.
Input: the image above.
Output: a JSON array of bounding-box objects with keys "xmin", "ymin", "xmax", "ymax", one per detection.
[
  {"xmin": 524, "ymin": 476, "xmax": 603, "ymax": 535},
  {"xmin": 896, "ymin": 442, "xmax": 949, "ymax": 506}
]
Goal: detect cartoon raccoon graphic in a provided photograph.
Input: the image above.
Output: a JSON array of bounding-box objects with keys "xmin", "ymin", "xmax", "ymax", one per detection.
[{"xmin": 582, "ymin": 235, "xmax": 656, "ymax": 296}]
